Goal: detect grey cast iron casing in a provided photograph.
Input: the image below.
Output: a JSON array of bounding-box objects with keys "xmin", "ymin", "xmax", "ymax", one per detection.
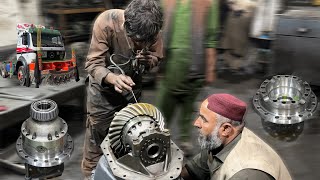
[
  {"xmin": 253, "ymin": 75, "xmax": 318, "ymax": 124},
  {"xmin": 100, "ymin": 103, "xmax": 184, "ymax": 180},
  {"xmin": 16, "ymin": 99, "xmax": 73, "ymax": 167}
]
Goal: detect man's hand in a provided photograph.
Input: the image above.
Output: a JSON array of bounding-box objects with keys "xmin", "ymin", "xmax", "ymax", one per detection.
[
  {"xmin": 105, "ymin": 73, "xmax": 135, "ymax": 93},
  {"xmin": 135, "ymin": 50, "xmax": 159, "ymax": 70}
]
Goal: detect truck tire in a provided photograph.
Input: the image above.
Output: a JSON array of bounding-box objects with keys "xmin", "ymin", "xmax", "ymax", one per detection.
[
  {"xmin": 0, "ymin": 64, "xmax": 8, "ymax": 78},
  {"xmin": 17, "ymin": 65, "xmax": 30, "ymax": 87}
]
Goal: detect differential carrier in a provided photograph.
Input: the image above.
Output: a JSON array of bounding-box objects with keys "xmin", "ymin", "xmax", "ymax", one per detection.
[
  {"xmin": 253, "ymin": 75, "xmax": 318, "ymax": 124},
  {"xmin": 16, "ymin": 99, "xmax": 73, "ymax": 179},
  {"xmin": 101, "ymin": 103, "xmax": 183, "ymax": 180}
]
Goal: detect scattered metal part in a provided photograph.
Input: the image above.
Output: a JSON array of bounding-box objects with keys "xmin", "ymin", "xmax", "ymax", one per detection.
[
  {"xmin": 100, "ymin": 103, "xmax": 183, "ymax": 180},
  {"xmin": 0, "ymin": 159, "xmax": 25, "ymax": 175},
  {"xmin": 253, "ymin": 75, "xmax": 318, "ymax": 124},
  {"xmin": 16, "ymin": 99, "xmax": 73, "ymax": 179}
]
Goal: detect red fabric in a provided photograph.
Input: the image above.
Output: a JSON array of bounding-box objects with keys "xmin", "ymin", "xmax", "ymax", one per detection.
[
  {"xmin": 0, "ymin": 105, "xmax": 8, "ymax": 112},
  {"xmin": 207, "ymin": 94, "xmax": 247, "ymax": 121}
]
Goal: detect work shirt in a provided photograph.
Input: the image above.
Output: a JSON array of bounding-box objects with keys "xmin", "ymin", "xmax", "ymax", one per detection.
[
  {"xmin": 185, "ymin": 133, "xmax": 275, "ymax": 180},
  {"xmin": 162, "ymin": 0, "xmax": 219, "ymax": 80},
  {"xmin": 82, "ymin": 7, "xmax": 160, "ymax": 178},
  {"xmin": 85, "ymin": 9, "xmax": 163, "ymax": 88},
  {"xmin": 85, "ymin": 9, "xmax": 163, "ymax": 126},
  {"xmin": 168, "ymin": 0, "xmax": 219, "ymax": 50}
]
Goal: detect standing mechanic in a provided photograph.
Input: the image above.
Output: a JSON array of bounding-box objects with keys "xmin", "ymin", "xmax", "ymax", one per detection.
[
  {"xmin": 81, "ymin": 0, "xmax": 163, "ymax": 179},
  {"xmin": 220, "ymin": 0, "xmax": 258, "ymax": 72}
]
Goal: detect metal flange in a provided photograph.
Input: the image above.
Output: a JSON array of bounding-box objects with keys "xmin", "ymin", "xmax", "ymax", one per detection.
[
  {"xmin": 16, "ymin": 99, "xmax": 73, "ymax": 168},
  {"xmin": 253, "ymin": 75, "xmax": 318, "ymax": 124}
]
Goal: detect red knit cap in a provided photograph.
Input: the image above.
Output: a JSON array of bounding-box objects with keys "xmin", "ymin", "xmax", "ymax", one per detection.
[{"xmin": 207, "ymin": 94, "xmax": 247, "ymax": 122}]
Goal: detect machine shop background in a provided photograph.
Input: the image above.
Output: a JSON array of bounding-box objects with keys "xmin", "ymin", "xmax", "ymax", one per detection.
[{"xmin": 1, "ymin": 0, "xmax": 320, "ymax": 179}]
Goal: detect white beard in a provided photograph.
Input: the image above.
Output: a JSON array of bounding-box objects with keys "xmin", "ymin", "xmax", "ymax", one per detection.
[{"xmin": 198, "ymin": 124, "xmax": 222, "ymax": 150}]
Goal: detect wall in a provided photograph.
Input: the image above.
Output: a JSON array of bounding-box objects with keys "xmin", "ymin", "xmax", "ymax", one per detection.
[{"xmin": 0, "ymin": 0, "xmax": 43, "ymax": 47}]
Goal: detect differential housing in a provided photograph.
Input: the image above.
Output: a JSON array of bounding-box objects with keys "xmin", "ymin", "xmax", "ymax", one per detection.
[{"xmin": 253, "ymin": 75, "xmax": 318, "ymax": 124}]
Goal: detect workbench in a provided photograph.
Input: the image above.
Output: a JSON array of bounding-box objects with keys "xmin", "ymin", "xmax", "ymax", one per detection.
[{"xmin": 0, "ymin": 77, "xmax": 85, "ymax": 131}]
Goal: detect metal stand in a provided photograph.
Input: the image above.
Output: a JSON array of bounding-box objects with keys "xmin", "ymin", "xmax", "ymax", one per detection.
[{"xmin": 24, "ymin": 163, "xmax": 64, "ymax": 180}]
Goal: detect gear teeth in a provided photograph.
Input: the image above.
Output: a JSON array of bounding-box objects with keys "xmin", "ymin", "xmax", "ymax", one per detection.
[
  {"xmin": 115, "ymin": 113, "xmax": 133, "ymax": 120},
  {"xmin": 128, "ymin": 106, "xmax": 141, "ymax": 115},
  {"xmin": 109, "ymin": 131, "xmax": 120, "ymax": 140},
  {"xmin": 111, "ymin": 139, "xmax": 121, "ymax": 148},
  {"xmin": 141, "ymin": 103, "xmax": 150, "ymax": 115},
  {"xmin": 122, "ymin": 109, "xmax": 137, "ymax": 118},
  {"xmin": 109, "ymin": 121, "xmax": 126, "ymax": 127},
  {"xmin": 137, "ymin": 103, "xmax": 150, "ymax": 115},
  {"xmin": 109, "ymin": 126, "xmax": 123, "ymax": 134},
  {"xmin": 108, "ymin": 103, "xmax": 166, "ymax": 154},
  {"xmin": 114, "ymin": 139, "xmax": 122, "ymax": 153},
  {"xmin": 156, "ymin": 109, "xmax": 165, "ymax": 130},
  {"xmin": 118, "ymin": 146, "xmax": 125, "ymax": 154}
]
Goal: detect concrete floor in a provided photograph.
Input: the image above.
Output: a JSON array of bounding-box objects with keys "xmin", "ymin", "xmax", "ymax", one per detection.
[{"xmin": 0, "ymin": 72, "xmax": 320, "ymax": 180}]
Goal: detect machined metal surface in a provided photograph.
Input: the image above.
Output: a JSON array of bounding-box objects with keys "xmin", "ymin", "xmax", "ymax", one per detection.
[
  {"xmin": 108, "ymin": 103, "xmax": 165, "ymax": 155},
  {"xmin": 16, "ymin": 99, "xmax": 73, "ymax": 168},
  {"xmin": 101, "ymin": 103, "xmax": 183, "ymax": 180},
  {"xmin": 30, "ymin": 99, "xmax": 59, "ymax": 121},
  {"xmin": 253, "ymin": 75, "xmax": 318, "ymax": 124}
]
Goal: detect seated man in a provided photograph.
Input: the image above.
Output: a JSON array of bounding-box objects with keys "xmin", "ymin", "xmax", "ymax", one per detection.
[
  {"xmin": 92, "ymin": 94, "xmax": 292, "ymax": 180},
  {"xmin": 181, "ymin": 93, "xmax": 292, "ymax": 180}
]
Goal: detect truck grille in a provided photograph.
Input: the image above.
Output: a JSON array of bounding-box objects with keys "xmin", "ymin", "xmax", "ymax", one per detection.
[{"xmin": 41, "ymin": 51, "xmax": 65, "ymax": 61}]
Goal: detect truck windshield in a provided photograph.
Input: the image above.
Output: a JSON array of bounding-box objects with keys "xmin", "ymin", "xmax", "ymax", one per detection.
[{"xmin": 31, "ymin": 32, "xmax": 63, "ymax": 47}]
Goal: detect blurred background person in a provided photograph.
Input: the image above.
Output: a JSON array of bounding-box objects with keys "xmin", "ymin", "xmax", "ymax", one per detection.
[
  {"xmin": 81, "ymin": 0, "xmax": 163, "ymax": 179},
  {"xmin": 219, "ymin": 0, "xmax": 258, "ymax": 73},
  {"xmin": 156, "ymin": 0, "xmax": 219, "ymax": 156}
]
